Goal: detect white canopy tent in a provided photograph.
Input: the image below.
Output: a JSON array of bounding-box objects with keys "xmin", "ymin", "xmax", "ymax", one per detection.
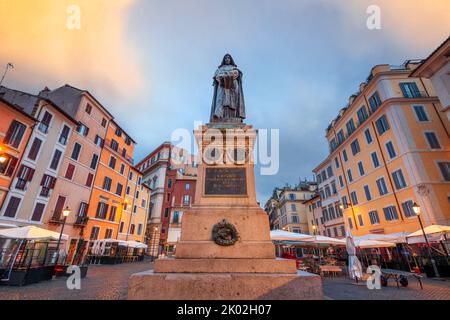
[
  {"xmin": 90, "ymin": 239, "xmax": 147, "ymax": 255},
  {"xmin": 354, "ymin": 239, "xmax": 396, "ymax": 248},
  {"xmin": 355, "ymin": 232, "xmax": 409, "ymax": 244},
  {"xmin": 406, "ymin": 225, "xmax": 450, "ymax": 244},
  {"xmin": 270, "ymin": 230, "xmax": 314, "ymax": 242},
  {"xmin": 91, "ymin": 239, "xmax": 129, "ymax": 255},
  {"xmin": 0, "ymin": 226, "xmax": 68, "ymax": 241},
  {"xmin": 311, "ymin": 235, "xmax": 346, "ymax": 246},
  {"xmin": 270, "ymin": 230, "xmax": 346, "ymax": 246},
  {"xmin": 126, "ymin": 240, "xmax": 148, "ymax": 249}
]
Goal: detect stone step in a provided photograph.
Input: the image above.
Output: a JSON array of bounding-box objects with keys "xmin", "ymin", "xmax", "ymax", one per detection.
[{"xmin": 154, "ymin": 258, "xmax": 297, "ymax": 273}]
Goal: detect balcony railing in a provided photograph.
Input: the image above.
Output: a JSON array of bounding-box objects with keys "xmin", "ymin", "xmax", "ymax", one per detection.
[
  {"xmin": 104, "ymin": 139, "xmax": 134, "ymax": 164},
  {"xmin": 49, "ymin": 213, "xmax": 62, "ymax": 223},
  {"xmin": 403, "ymin": 91, "xmax": 428, "ymax": 99},
  {"xmin": 15, "ymin": 179, "xmax": 27, "ymax": 190},
  {"xmin": 74, "ymin": 215, "xmax": 89, "ymax": 226}
]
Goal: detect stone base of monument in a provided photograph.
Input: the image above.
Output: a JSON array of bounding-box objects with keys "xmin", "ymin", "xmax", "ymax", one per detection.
[
  {"xmin": 127, "ymin": 120, "xmax": 324, "ymax": 300},
  {"xmin": 128, "ymin": 269, "xmax": 323, "ymax": 300}
]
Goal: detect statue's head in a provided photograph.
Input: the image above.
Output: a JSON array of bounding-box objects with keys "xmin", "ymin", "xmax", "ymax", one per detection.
[{"xmin": 219, "ymin": 54, "xmax": 236, "ymax": 67}]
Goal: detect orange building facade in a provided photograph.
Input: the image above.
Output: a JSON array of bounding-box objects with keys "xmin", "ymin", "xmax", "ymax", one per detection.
[
  {"xmin": 317, "ymin": 61, "xmax": 449, "ymax": 237},
  {"xmin": 0, "ymin": 84, "xmax": 149, "ymax": 262},
  {"xmin": 118, "ymin": 166, "xmax": 151, "ymax": 243},
  {"xmin": 85, "ymin": 120, "xmax": 136, "ymax": 242},
  {"xmin": 0, "ymin": 98, "xmax": 36, "ymax": 224},
  {"xmin": 41, "ymin": 85, "xmax": 114, "ymax": 262}
]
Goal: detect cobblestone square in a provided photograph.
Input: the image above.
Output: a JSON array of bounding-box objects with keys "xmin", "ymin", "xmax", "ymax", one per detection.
[{"xmin": 1, "ymin": 260, "xmax": 449, "ymax": 300}]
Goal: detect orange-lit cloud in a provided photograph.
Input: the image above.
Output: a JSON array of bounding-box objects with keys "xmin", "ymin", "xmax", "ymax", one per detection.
[
  {"xmin": 334, "ymin": 0, "xmax": 450, "ymax": 52},
  {"xmin": 0, "ymin": 0, "xmax": 142, "ymax": 100}
]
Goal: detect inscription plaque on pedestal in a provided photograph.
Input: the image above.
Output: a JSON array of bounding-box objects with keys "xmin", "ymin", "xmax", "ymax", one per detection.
[{"xmin": 204, "ymin": 167, "xmax": 247, "ymax": 195}]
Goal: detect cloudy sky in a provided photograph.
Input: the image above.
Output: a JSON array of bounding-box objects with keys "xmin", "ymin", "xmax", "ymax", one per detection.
[{"xmin": 1, "ymin": 0, "xmax": 449, "ymax": 204}]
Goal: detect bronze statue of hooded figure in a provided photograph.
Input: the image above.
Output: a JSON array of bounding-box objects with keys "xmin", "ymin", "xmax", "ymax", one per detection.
[{"xmin": 210, "ymin": 54, "xmax": 246, "ymax": 123}]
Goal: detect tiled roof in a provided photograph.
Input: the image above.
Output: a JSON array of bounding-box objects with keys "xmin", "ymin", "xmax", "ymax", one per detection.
[
  {"xmin": 0, "ymin": 85, "xmax": 39, "ymax": 116},
  {"xmin": 39, "ymin": 84, "xmax": 84, "ymax": 119}
]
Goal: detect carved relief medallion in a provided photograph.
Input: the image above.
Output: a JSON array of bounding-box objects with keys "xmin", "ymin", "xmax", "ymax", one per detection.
[{"xmin": 212, "ymin": 219, "xmax": 238, "ymax": 246}]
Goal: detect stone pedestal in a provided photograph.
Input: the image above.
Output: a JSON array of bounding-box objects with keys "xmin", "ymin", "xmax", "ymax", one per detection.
[
  {"xmin": 129, "ymin": 271, "xmax": 322, "ymax": 300},
  {"xmin": 128, "ymin": 124, "xmax": 322, "ymax": 300}
]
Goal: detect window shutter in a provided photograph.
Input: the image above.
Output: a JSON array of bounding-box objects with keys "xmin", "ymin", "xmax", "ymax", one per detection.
[
  {"xmin": 28, "ymin": 138, "xmax": 42, "ymax": 160},
  {"xmin": 42, "ymin": 112, "xmax": 52, "ymax": 126},
  {"xmin": 86, "ymin": 173, "xmax": 94, "ymax": 187},
  {"xmin": 41, "ymin": 175, "xmax": 47, "ymax": 186},
  {"xmin": 399, "ymin": 83, "xmax": 407, "ymax": 97},
  {"xmin": 104, "ymin": 204, "xmax": 109, "ymax": 218},
  {"xmin": 65, "ymin": 164, "xmax": 75, "ymax": 179},
  {"xmin": 53, "ymin": 196, "xmax": 66, "ymax": 219},
  {"xmin": 96, "ymin": 202, "xmax": 102, "ymax": 218},
  {"xmin": 27, "ymin": 168, "xmax": 35, "ymax": 181},
  {"xmin": 3, "ymin": 122, "xmax": 15, "ymax": 144},
  {"xmin": 5, "ymin": 156, "xmax": 18, "ymax": 177},
  {"xmin": 17, "ymin": 164, "xmax": 26, "ymax": 178},
  {"xmin": 50, "ymin": 176, "xmax": 57, "ymax": 189}
]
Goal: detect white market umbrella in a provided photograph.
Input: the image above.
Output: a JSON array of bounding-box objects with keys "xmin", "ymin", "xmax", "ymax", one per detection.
[
  {"xmin": 102, "ymin": 238, "xmax": 128, "ymax": 246},
  {"xmin": 346, "ymin": 229, "xmax": 363, "ymax": 281},
  {"xmin": 270, "ymin": 230, "xmax": 314, "ymax": 241},
  {"xmin": 126, "ymin": 240, "xmax": 148, "ymax": 249},
  {"xmin": 406, "ymin": 225, "xmax": 450, "ymax": 244},
  {"xmin": 312, "ymin": 235, "xmax": 346, "ymax": 246},
  {"xmin": 0, "ymin": 225, "xmax": 68, "ymax": 241},
  {"xmin": 355, "ymin": 232, "xmax": 409, "ymax": 244},
  {"xmin": 91, "ymin": 240, "xmax": 98, "ymax": 255},
  {"xmin": 354, "ymin": 239, "xmax": 396, "ymax": 249}
]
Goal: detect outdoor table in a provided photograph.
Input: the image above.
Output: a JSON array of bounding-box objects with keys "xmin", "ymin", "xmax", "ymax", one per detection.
[
  {"xmin": 319, "ymin": 265, "xmax": 342, "ymax": 277},
  {"xmin": 381, "ymin": 268, "xmax": 423, "ymax": 289}
]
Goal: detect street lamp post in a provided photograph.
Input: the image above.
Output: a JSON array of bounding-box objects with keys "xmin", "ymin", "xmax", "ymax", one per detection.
[
  {"xmin": 151, "ymin": 227, "xmax": 158, "ymax": 262},
  {"xmin": 54, "ymin": 206, "xmax": 71, "ymax": 265},
  {"xmin": 412, "ymin": 202, "xmax": 440, "ymax": 278},
  {"xmin": 312, "ymin": 224, "xmax": 317, "ymax": 236}
]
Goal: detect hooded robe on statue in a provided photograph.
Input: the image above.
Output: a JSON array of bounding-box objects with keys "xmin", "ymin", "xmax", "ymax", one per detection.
[{"xmin": 210, "ymin": 54, "xmax": 246, "ymax": 122}]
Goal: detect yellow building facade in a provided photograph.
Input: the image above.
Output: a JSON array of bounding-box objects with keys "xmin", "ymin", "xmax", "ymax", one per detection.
[
  {"xmin": 321, "ymin": 61, "xmax": 449, "ymax": 236},
  {"xmin": 118, "ymin": 167, "xmax": 151, "ymax": 243}
]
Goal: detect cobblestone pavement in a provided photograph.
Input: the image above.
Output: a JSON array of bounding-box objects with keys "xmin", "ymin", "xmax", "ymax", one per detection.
[
  {"xmin": 1, "ymin": 262, "xmax": 449, "ymax": 300},
  {"xmin": 323, "ymin": 276, "xmax": 450, "ymax": 300},
  {"xmin": 0, "ymin": 260, "xmax": 153, "ymax": 300}
]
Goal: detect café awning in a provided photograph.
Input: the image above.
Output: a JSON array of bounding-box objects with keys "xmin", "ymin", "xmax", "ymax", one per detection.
[
  {"xmin": 311, "ymin": 235, "xmax": 346, "ymax": 246},
  {"xmin": 354, "ymin": 239, "xmax": 396, "ymax": 248},
  {"xmin": 354, "ymin": 232, "xmax": 409, "ymax": 244},
  {"xmin": 406, "ymin": 225, "xmax": 450, "ymax": 244},
  {"xmin": 270, "ymin": 230, "xmax": 314, "ymax": 241},
  {"xmin": 0, "ymin": 225, "xmax": 68, "ymax": 241},
  {"xmin": 126, "ymin": 240, "xmax": 148, "ymax": 249}
]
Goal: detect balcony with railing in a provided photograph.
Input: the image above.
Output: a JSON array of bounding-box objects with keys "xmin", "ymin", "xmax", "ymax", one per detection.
[
  {"xmin": 49, "ymin": 212, "xmax": 63, "ymax": 224},
  {"xmin": 402, "ymin": 91, "xmax": 429, "ymax": 99},
  {"xmin": 74, "ymin": 215, "xmax": 89, "ymax": 226},
  {"xmin": 104, "ymin": 139, "xmax": 134, "ymax": 164}
]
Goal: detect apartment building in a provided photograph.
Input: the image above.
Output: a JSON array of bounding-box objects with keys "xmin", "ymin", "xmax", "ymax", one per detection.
[
  {"xmin": 39, "ymin": 85, "xmax": 114, "ymax": 262},
  {"xmin": 86, "ymin": 119, "xmax": 136, "ymax": 242},
  {"xmin": 322, "ymin": 60, "xmax": 449, "ymax": 236},
  {"xmin": 136, "ymin": 142, "xmax": 197, "ymax": 254},
  {"xmin": 165, "ymin": 172, "xmax": 196, "ymax": 255},
  {"xmin": 264, "ymin": 196, "xmax": 280, "ymax": 230},
  {"xmin": 303, "ymin": 194, "xmax": 323, "ymax": 235},
  {"xmin": 313, "ymin": 157, "xmax": 345, "ymax": 238},
  {"xmin": 0, "ymin": 87, "xmax": 78, "ymax": 230},
  {"xmin": 0, "ymin": 96, "xmax": 36, "ymax": 223},
  {"xmin": 118, "ymin": 166, "xmax": 151, "ymax": 243},
  {"xmin": 411, "ymin": 36, "xmax": 450, "ymax": 126},
  {"xmin": 265, "ymin": 181, "xmax": 318, "ymax": 234}
]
